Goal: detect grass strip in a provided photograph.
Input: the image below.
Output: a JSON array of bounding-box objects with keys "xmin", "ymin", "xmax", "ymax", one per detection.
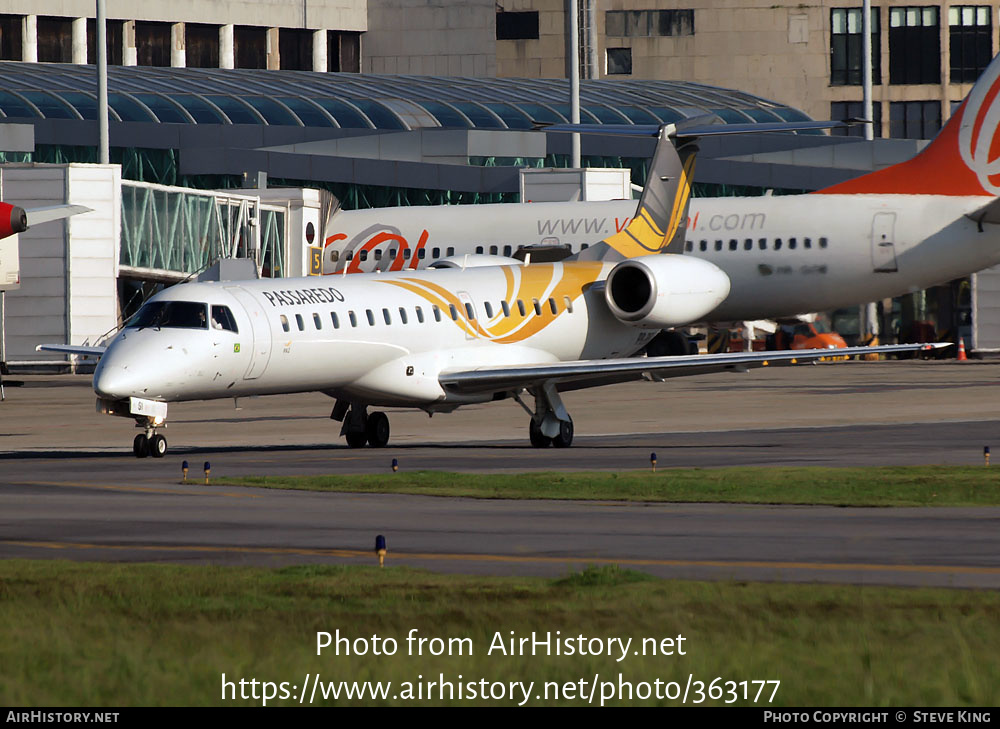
[
  {"xmin": 0, "ymin": 560, "xmax": 997, "ymax": 706},
  {"xmin": 216, "ymin": 466, "xmax": 1000, "ymax": 507}
]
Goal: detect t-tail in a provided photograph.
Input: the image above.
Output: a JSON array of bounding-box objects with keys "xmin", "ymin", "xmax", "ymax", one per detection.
[{"xmin": 817, "ymin": 52, "xmax": 1000, "ymax": 197}]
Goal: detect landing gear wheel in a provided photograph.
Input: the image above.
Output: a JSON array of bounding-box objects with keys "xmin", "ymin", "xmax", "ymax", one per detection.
[
  {"xmin": 133, "ymin": 434, "xmax": 149, "ymax": 458},
  {"xmin": 345, "ymin": 431, "xmax": 368, "ymax": 448},
  {"xmin": 149, "ymin": 434, "xmax": 167, "ymax": 458},
  {"xmin": 552, "ymin": 418, "xmax": 574, "ymax": 448},
  {"xmin": 529, "ymin": 418, "xmax": 552, "ymax": 448},
  {"xmin": 366, "ymin": 412, "xmax": 390, "ymax": 447}
]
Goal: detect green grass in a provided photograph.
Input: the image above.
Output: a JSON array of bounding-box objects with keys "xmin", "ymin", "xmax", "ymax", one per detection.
[
  {"xmin": 216, "ymin": 466, "xmax": 1000, "ymax": 507},
  {"xmin": 1, "ymin": 560, "xmax": 998, "ymax": 706}
]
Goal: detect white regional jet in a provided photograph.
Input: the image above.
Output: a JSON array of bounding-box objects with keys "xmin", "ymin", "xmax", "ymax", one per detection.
[
  {"xmin": 41, "ymin": 119, "xmax": 940, "ymax": 457},
  {"xmin": 321, "ymin": 52, "xmax": 1000, "ymax": 354}
]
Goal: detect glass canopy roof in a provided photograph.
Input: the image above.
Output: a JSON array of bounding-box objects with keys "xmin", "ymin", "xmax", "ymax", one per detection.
[{"xmin": 0, "ymin": 62, "xmax": 812, "ymax": 130}]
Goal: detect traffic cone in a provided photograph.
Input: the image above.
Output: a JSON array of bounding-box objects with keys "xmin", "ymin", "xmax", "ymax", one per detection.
[{"xmin": 957, "ymin": 337, "xmax": 968, "ymax": 361}]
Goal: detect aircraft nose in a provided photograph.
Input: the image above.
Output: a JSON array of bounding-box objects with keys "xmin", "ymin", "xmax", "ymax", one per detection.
[{"xmin": 93, "ymin": 360, "xmax": 141, "ymax": 400}]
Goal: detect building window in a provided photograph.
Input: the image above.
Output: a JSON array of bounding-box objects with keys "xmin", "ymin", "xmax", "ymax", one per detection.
[
  {"xmin": 496, "ymin": 12, "xmax": 539, "ymax": 40},
  {"xmin": 184, "ymin": 23, "xmax": 218, "ymax": 68},
  {"xmin": 830, "ymin": 8, "xmax": 881, "ymax": 85},
  {"xmin": 235, "ymin": 25, "xmax": 267, "ymax": 69},
  {"xmin": 136, "ymin": 21, "xmax": 171, "ymax": 67},
  {"xmin": 606, "ymin": 10, "xmax": 694, "ymax": 37},
  {"xmin": 830, "ymin": 101, "xmax": 883, "ymax": 137},
  {"xmin": 607, "ymin": 47, "xmax": 632, "ymax": 75},
  {"xmin": 889, "ymin": 7, "xmax": 940, "ymax": 85},
  {"xmin": 0, "ymin": 15, "xmax": 23, "ymax": 61},
  {"xmin": 889, "ymin": 100, "xmax": 941, "ymax": 139},
  {"xmin": 949, "ymin": 6, "xmax": 992, "ymax": 83},
  {"xmin": 37, "ymin": 16, "xmax": 73, "ymax": 63},
  {"xmin": 279, "ymin": 28, "xmax": 312, "ymax": 70},
  {"xmin": 328, "ymin": 31, "xmax": 360, "ymax": 73}
]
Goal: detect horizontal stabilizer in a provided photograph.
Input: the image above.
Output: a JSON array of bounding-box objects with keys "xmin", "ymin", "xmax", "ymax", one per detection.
[
  {"xmin": 440, "ymin": 343, "xmax": 949, "ymax": 394},
  {"xmin": 36, "ymin": 343, "xmax": 106, "ymax": 357},
  {"xmin": 537, "ymin": 120, "xmax": 855, "ymax": 138},
  {"xmin": 26, "ymin": 204, "xmax": 92, "ymax": 227}
]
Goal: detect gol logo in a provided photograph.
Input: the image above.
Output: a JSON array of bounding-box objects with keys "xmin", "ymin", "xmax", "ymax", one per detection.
[{"xmin": 958, "ymin": 68, "xmax": 1000, "ymax": 195}]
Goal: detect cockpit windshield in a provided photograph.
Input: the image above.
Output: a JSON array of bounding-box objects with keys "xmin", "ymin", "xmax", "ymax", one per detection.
[{"xmin": 126, "ymin": 301, "xmax": 208, "ymax": 330}]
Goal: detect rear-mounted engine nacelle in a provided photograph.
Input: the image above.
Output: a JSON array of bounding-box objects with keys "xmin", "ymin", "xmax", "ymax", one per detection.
[{"xmin": 604, "ymin": 254, "xmax": 731, "ymax": 328}]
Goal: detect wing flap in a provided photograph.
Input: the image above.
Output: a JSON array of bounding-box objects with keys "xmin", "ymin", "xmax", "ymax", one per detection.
[{"xmin": 440, "ymin": 343, "xmax": 947, "ymax": 394}]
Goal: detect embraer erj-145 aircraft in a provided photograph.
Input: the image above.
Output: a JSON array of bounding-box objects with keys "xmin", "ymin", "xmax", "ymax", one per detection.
[
  {"xmin": 322, "ymin": 53, "xmax": 1000, "ymax": 337},
  {"xmin": 41, "ymin": 116, "xmax": 941, "ymax": 457}
]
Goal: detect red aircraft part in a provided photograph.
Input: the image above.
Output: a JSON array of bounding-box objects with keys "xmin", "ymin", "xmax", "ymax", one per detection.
[{"xmin": 0, "ymin": 202, "xmax": 28, "ymax": 240}]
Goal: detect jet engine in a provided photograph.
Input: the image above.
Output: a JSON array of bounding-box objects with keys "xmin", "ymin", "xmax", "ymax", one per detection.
[{"xmin": 604, "ymin": 254, "xmax": 731, "ymax": 328}]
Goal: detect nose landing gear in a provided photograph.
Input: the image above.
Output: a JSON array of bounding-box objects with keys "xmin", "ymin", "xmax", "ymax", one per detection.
[{"xmin": 133, "ymin": 419, "xmax": 167, "ymax": 458}]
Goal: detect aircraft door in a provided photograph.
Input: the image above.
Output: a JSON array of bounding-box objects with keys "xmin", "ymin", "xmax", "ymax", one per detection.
[
  {"xmin": 225, "ymin": 286, "xmax": 273, "ymax": 379},
  {"xmin": 457, "ymin": 291, "xmax": 478, "ymax": 340},
  {"xmin": 871, "ymin": 212, "xmax": 898, "ymax": 273}
]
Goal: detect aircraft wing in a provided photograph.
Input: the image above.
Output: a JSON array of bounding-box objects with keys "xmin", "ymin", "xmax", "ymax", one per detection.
[
  {"xmin": 440, "ymin": 343, "xmax": 948, "ymax": 395},
  {"xmin": 35, "ymin": 343, "xmax": 107, "ymax": 357}
]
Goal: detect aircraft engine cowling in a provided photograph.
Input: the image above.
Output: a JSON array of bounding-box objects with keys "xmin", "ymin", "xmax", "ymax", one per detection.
[
  {"xmin": 604, "ymin": 254, "xmax": 731, "ymax": 328},
  {"xmin": 0, "ymin": 202, "xmax": 28, "ymax": 240}
]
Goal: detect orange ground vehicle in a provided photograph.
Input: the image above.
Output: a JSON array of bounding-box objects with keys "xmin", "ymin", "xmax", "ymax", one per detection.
[{"xmin": 769, "ymin": 321, "xmax": 847, "ymax": 351}]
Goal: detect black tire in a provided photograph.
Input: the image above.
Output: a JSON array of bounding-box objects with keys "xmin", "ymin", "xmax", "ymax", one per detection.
[
  {"xmin": 366, "ymin": 412, "xmax": 390, "ymax": 447},
  {"xmin": 529, "ymin": 418, "xmax": 552, "ymax": 448},
  {"xmin": 345, "ymin": 431, "xmax": 367, "ymax": 448},
  {"xmin": 150, "ymin": 434, "xmax": 167, "ymax": 458},
  {"xmin": 133, "ymin": 434, "xmax": 149, "ymax": 458},
  {"xmin": 552, "ymin": 418, "xmax": 574, "ymax": 448}
]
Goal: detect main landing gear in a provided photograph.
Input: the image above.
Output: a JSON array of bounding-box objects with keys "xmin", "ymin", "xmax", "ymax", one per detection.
[
  {"xmin": 132, "ymin": 420, "xmax": 167, "ymax": 458},
  {"xmin": 517, "ymin": 382, "xmax": 574, "ymax": 448},
  {"xmin": 333, "ymin": 402, "xmax": 391, "ymax": 448}
]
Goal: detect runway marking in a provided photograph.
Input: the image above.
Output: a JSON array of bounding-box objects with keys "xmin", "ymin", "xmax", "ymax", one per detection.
[
  {"xmin": 15, "ymin": 481, "xmax": 263, "ymax": 499},
  {"xmin": 4, "ymin": 539, "xmax": 1000, "ymax": 576}
]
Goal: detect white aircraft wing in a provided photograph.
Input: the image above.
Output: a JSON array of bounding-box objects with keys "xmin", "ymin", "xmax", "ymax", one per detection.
[
  {"xmin": 440, "ymin": 343, "xmax": 948, "ymax": 394},
  {"xmin": 25, "ymin": 204, "xmax": 92, "ymax": 227},
  {"xmin": 35, "ymin": 343, "xmax": 107, "ymax": 357}
]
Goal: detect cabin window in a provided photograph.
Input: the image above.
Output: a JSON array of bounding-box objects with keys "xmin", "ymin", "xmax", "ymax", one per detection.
[
  {"xmin": 295, "ymin": 314, "xmax": 304, "ymax": 331},
  {"xmin": 476, "ymin": 246, "xmax": 484, "ymax": 254},
  {"xmin": 804, "ymin": 237, "xmax": 812, "ymax": 249},
  {"xmin": 789, "ymin": 237, "xmax": 797, "ymax": 250},
  {"xmin": 313, "ymin": 313, "xmax": 322, "ymax": 329},
  {"xmin": 517, "ymin": 300, "xmax": 527, "ymax": 317},
  {"xmin": 417, "ymin": 248, "xmax": 426, "ymax": 259},
  {"xmin": 330, "ymin": 251, "xmax": 340, "ymax": 262},
  {"xmin": 403, "ymin": 249, "xmax": 411, "ymax": 259},
  {"xmin": 489, "ymin": 245, "xmax": 498, "ymax": 255},
  {"xmin": 415, "ymin": 306, "xmax": 424, "ymax": 323},
  {"xmin": 484, "ymin": 302, "xmax": 494, "ymax": 318},
  {"xmin": 685, "ymin": 240, "xmax": 693, "ymax": 251},
  {"xmin": 432, "ymin": 247, "xmax": 440, "ymax": 258},
  {"xmin": 349, "ymin": 311, "xmax": 358, "ymax": 327},
  {"xmin": 819, "ymin": 237, "xmax": 829, "ymax": 248},
  {"xmin": 388, "ymin": 248, "xmax": 396, "ymax": 259},
  {"xmin": 715, "ymin": 240, "xmax": 723, "ymax": 251},
  {"xmin": 366, "ymin": 309, "xmax": 375, "ymax": 326},
  {"xmin": 503, "ymin": 245, "xmax": 512, "ymax": 256},
  {"xmin": 331, "ymin": 312, "xmax": 340, "ymax": 329},
  {"xmin": 280, "ymin": 314, "xmax": 290, "ymax": 332},
  {"xmin": 564, "ymin": 295, "xmax": 574, "ymax": 313},
  {"xmin": 759, "ymin": 238, "xmax": 767, "ymax": 250},
  {"xmin": 398, "ymin": 307, "xmax": 408, "ymax": 324},
  {"xmin": 449, "ymin": 304, "xmax": 459, "ymax": 320},
  {"xmin": 347, "ymin": 251, "xmax": 354, "ymax": 261},
  {"xmin": 359, "ymin": 250, "xmax": 368, "ymax": 261},
  {"xmin": 210, "ymin": 305, "xmax": 238, "ymax": 332},
  {"xmin": 744, "ymin": 238, "xmax": 752, "ymax": 250},
  {"xmin": 774, "ymin": 238, "xmax": 783, "ymax": 250},
  {"xmin": 532, "ymin": 299, "xmax": 542, "ymax": 316},
  {"xmin": 447, "ymin": 247, "xmax": 455, "ymax": 256},
  {"xmin": 501, "ymin": 300, "xmax": 511, "ymax": 317},
  {"xmin": 549, "ymin": 297, "xmax": 558, "ymax": 315},
  {"xmin": 464, "ymin": 302, "xmax": 476, "ymax": 320},
  {"xmin": 581, "ymin": 243, "xmax": 589, "ymax": 250},
  {"xmin": 729, "ymin": 239, "xmax": 738, "ymax": 251},
  {"xmin": 433, "ymin": 305, "xmax": 442, "ymax": 322},
  {"xmin": 383, "ymin": 308, "xmax": 392, "ymax": 325},
  {"xmin": 374, "ymin": 249, "xmax": 382, "ymax": 260}
]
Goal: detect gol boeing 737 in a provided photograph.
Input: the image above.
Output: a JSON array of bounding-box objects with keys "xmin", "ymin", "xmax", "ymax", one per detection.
[
  {"xmin": 41, "ymin": 118, "xmax": 940, "ymax": 456},
  {"xmin": 321, "ymin": 54, "xmax": 1000, "ymax": 354}
]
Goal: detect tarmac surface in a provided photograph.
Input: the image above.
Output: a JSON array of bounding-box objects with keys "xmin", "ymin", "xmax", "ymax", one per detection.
[{"xmin": 2, "ymin": 360, "xmax": 1000, "ymax": 587}]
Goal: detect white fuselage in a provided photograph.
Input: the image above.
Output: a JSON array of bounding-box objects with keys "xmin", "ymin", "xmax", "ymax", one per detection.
[
  {"xmin": 93, "ymin": 258, "xmax": 729, "ymax": 409},
  {"xmin": 325, "ymin": 194, "xmax": 1000, "ymax": 319}
]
